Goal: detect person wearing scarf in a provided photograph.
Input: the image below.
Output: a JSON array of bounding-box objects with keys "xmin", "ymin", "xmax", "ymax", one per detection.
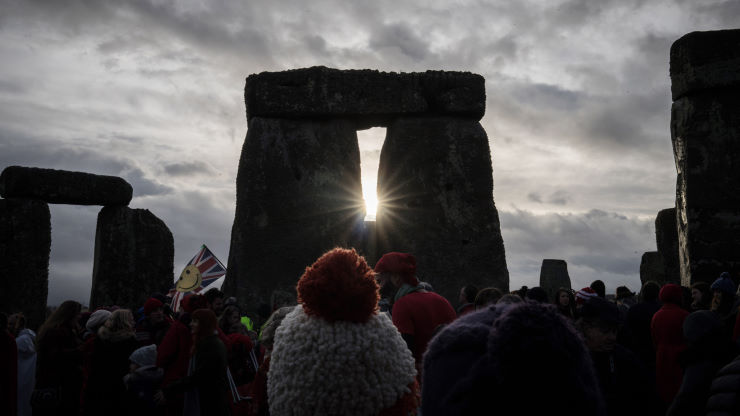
[{"xmin": 374, "ymin": 252, "xmax": 456, "ymax": 378}]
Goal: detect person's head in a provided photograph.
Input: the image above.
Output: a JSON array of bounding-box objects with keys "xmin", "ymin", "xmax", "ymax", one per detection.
[
  {"xmin": 219, "ymin": 305, "xmax": 242, "ymax": 332},
  {"xmin": 459, "ymin": 285, "xmax": 479, "ymax": 304},
  {"xmin": 422, "ymin": 302, "xmax": 604, "ymax": 415},
  {"xmin": 298, "ymin": 247, "xmax": 378, "ymax": 323},
  {"xmin": 86, "ymin": 309, "xmax": 112, "ymax": 334},
  {"xmin": 710, "ymin": 272, "xmax": 737, "ymax": 311},
  {"xmin": 474, "ymin": 287, "xmax": 503, "ymax": 309},
  {"xmin": 497, "ymin": 294, "xmax": 523, "ymax": 305},
  {"xmin": 143, "ymin": 297, "xmax": 164, "ymax": 324},
  {"xmin": 555, "ymin": 288, "xmax": 574, "ymax": 308},
  {"xmin": 615, "ymin": 286, "xmax": 635, "ymax": 301},
  {"xmin": 129, "ymin": 344, "xmax": 157, "ymax": 372},
  {"xmin": 575, "ymin": 287, "xmax": 597, "ymax": 307},
  {"xmin": 204, "ymin": 288, "xmax": 225, "ymax": 315},
  {"xmin": 8, "ymin": 313, "xmax": 25, "ymax": 336},
  {"xmin": 259, "ymin": 306, "xmax": 295, "ymax": 351},
  {"xmin": 576, "ymin": 297, "xmax": 621, "ymax": 352},
  {"xmin": 589, "ymin": 280, "xmax": 606, "ymax": 298},
  {"xmin": 38, "ymin": 300, "xmax": 81, "ymax": 343},
  {"xmin": 181, "ymin": 294, "xmax": 208, "ymax": 315},
  {"xmin": 659, "ymin": 284, "xmax": 683, "ymax": 306},
  {"xmin": 639, "ymin": 281, "xmax": 661, "ymax": 302},
  {"xmin": 190, "ymin": 308, "xmax": 218, "ymax": 354},
  {"xmin": 103, "ymin": 309, "xmax": 135, "ymax": 332},
  {"xmin": 690, "ymin": 281, "xmax": 711, "ymax": 308},
  {"xmin": 374, "ymin": 252, "xmax": 418, "ymax": 300},
  {"xmin": 525, "ymin": 286, "xmax": 548, "ymax": 303}
]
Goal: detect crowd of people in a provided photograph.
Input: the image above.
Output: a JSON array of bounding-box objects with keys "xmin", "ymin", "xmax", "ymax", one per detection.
[{"xmin": 3, "ymin": 248, "xmax": 740, "ymax": 415}]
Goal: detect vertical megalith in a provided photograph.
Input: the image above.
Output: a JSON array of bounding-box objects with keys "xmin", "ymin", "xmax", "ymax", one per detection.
[
  {"xmin": 640, "ymin": 252, "xmax": 666, "ymax": 285},
  {"xmin": 539, "ymin": 259, "xmax": 570, "ymax": 303},
  {"xmin": 0, "ymin": 198, "xmax": 50, "ymax": 330},
  {"xmin": 670, "ymin": 29, "xmax": 740, "ymax": 285},
  {"xmin": 91, "ymin": 206, "xmax": 174, "ymax": 309},
  {"xmin": 376, "ymin": 116, "xmax": 509, "ymax": 301},
  {"xmin": 224, "ymin": 117, "xmax": 365, "ymax": 312},
  {"xmin": 655, "ymin": 208, "xmax": 680, "ymax": 284}
]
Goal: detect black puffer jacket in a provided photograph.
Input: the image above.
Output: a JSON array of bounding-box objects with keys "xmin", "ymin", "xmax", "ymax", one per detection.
[{"xmin": 706, "ymin": 355, "xmax": 740, "ymax": 416}]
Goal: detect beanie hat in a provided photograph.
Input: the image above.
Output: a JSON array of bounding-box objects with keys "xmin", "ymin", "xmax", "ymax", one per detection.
[
  {"xmin": 374, "ymin": 252, "xmax": 419, "ymax": 286},
  {"xmin": 143, "ymin": 298, "xmax": 163, "ymax": 315},
  {"xmin": 580, "ymin": 297, "xmax": 622, "ymax": 325},
  {"xmin": 683, "ymin": 310, "xmax": 723, "ymax": 345},
  {"xmin": 181, "ymin": 294, "xmax": 207, "ymax": 314},
  {"xmin": 129, "ymin": 344, "xmax": 157, "ymax": 367},
  {"xmin": 268, "ymin": 248, "xmax": 418, "ymax": 416},
  {"xmin": 575, "ymin": 287, "xmax": 597, "ymax": 305},
  {"xmin": 422, "ymin": 303, "xmax": 605, "ymax": 415},
  {"xmin": 659, "ymin": 283, "xmax": 684, "ymax": 305},
  {"xmin": 711, "ymin": 272, "xmax": 736, "ymax": 295},
  {"xmin": 86, "ymin": 309, "xmax": 112, "ymax": 333}
]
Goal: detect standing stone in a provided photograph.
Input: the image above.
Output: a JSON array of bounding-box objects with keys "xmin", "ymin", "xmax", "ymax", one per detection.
[
  {"xmin": 640, "ymin": 251, "xmax": 666, "ymax": 285},
  {"xmin": 671, "ymin": 30, "xmax": 740, "ymax": 285},
  {"xmin": 224, "ymin": 117, "xmax": 366, "ymax": 314},
  {"xmin": 90, "ymin": 206, "xmax": 173, "ymax": 309},
  {"xmin": 376, "ymin": 116, "xmax": 509, "ymax": 302},
  {"xmin": 0, "ymin": 198, "xmax": 50, "ymax": 330},
  {"xmin": 0, "ymin": 166, "xmax": 133, "ymax": 206},
  {"xmin": 539, "ymin": 259, "xmax": 570, "ymax": 303},
  {"xmin": 655, "ymin": 208, "xmax": 680, "ymax": 284}
]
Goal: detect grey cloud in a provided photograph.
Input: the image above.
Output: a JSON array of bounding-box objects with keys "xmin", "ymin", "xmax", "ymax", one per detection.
[
  {"xmin": 528, "ymin": 192, "xmax": 543, "ymax": 203},
  {"xmin": 163, "ymin": 161, "xmax": 216, "ymax": 177},
  {"xmin": 695, "ymin": 1, "xmax": 740, "ymax": 27},
  {"xmin": 125, "ymin": 168, "xmax": 173, "ymax": 197},
  {"xmin": 368, "ymin": 22, "xmax": 430, "ymax": 61}
]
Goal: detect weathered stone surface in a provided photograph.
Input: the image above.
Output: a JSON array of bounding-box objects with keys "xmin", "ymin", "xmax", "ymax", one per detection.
[
  {"xmin": 640, "ymin": 251, "xmax": 666, "ymax": 285},
  {"xmin": 90, "ymin": 206, "xmax": 173, "ymax": 309},
  {"xmin": 376, "ymin": 116, "xmax": 509, "ymax": 302},
  {"xmin": 0, "ymin": 166, "xmax": 133, "ymax": 206},
  {"xmin": 0, "ymin": 198, "xmax": 50, "ymax": 330},
  {"xmin": 539, "ymin": 259, "xmax": 570, "ymax": 303},
  {"xmin": 670, "ymin": 29, "xmax": 740, "ymax": 100},
  {"xmin": 224, "ymin": 117, "xmax": 366, "ymax": 314},
  {"xmin": 245, "ymin": 66, "xmax": 486, "ymax": 123},
  {"xmin": 672, "ymin": 89, "xmax": 740, "ymax": 285},
  {"xmin": 655, "ymin": 208, "xmax": 680, "ymax": 284}
]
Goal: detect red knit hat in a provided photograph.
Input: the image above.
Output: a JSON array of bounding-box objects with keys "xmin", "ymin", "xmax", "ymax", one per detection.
[
  {"xmin": 143, "ymin": 297, "xmax": 163, "ymax": 315},
  {"xmin": 297, "ymin": 247, "xmax": 379, "ymax": 323},
  {"xmin": 375, "ymin": 252, "xmax": 419, "ymax": 286},
  {"xmin": 575, "ymin": 287, "xmax": 597, "ymax": 305}
]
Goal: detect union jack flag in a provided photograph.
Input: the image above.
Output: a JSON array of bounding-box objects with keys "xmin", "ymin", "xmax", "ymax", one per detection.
[{"xmin": 168, "ymin": 244, "xmax": 227, "ymax": 312}]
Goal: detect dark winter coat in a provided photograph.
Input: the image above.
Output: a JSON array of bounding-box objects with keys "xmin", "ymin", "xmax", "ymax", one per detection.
[
  {"xmin": 625, "ymin": 300, "xmax": 661, "ymax": 369},
  {"xmin": 667, "ymin": 311, "xmax": 735, "ymax": 416},
  {"xmin": 705, "ymin": 355, "xmax": 740, "ymax": 416},
  {"xmin": 164, "ymin": 334, "xmax": 229, "ymax": 416},
  {"xmin": 83, "ymin": 329, "xmax": 139, "ymax": 416},
  {"xmin": 124, "ymin": 365, "xmax": 164, "ymax": 416},
  {"xmin": 34, "ymin": 326, "xmax": 83, "ymax": 416},
  {"xmin": 590, "ymin": 345, "xmax": 660, "ymax": 416}
]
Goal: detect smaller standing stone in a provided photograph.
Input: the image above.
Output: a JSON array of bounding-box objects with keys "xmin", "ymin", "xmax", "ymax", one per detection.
[
  {"xmin": 0, "ymin": 198, "xmax": 50, "ymax": 330},
  {"xmin": 640, "ymin": 252, "xmax": 666, "ymax": 285},
  {"xmin": 90, "ymin": 206, "xmax": 173, "ymax": 309},
  {"xmin": 539, "ymin": 259, "xmax": 571, "ymax": 303},
  {"xmin": 0, "ymin": 166, "xmax": 133, "ymax": 206}
]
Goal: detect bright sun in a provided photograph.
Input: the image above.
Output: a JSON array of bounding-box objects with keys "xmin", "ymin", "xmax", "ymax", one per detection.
[
  {"xmin": 357, "ymin": 127, "xmax": 385, "ymax": 222},
  {"xmin": 363, "ymin": 183, "xmax": 378, "ymax": 220}
]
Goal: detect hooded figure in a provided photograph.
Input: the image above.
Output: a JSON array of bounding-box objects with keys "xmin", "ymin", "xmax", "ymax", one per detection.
[
  {"xmin": 268, "ymin": 248, "xmax": 418, "ymax": 416},
  {"xmin": 652, "ymin": 283, "xmax": 689, "ymax": 406},
  {"xmin": 422, "ymin": 301, "xmax": 605, "ymax": 415}
]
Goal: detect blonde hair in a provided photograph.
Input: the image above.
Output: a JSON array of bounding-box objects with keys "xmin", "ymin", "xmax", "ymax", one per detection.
[{"xmin": 102, "ymin": 309, "xmax": 134, "ymax": 333}]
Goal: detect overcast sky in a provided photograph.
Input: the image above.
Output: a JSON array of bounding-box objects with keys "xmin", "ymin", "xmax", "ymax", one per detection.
[{"xmin": 1, "ymin": 0, "xmax": 738, "ymax": 306}]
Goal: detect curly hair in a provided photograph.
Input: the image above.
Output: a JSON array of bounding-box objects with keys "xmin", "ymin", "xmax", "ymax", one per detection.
[{"xmin": 297, "ymin": 247, "xmax": 379, "ymax": 323}]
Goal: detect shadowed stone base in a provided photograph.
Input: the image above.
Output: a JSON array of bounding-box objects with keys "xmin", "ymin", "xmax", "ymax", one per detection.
[
  {"xmin": 224, "ymin": 117, "xmax": 366, "ymax": 314},
  {"xmin": 376, "ymin": 116, "xmax": 509, "ymax": 301},
  {"xmin": 0, "ymin": 198, "xmax": 50, "ymax": 330},
  {"xmin": 90, "ymin": 206, "xmax": 173, "ymax": 309}
]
